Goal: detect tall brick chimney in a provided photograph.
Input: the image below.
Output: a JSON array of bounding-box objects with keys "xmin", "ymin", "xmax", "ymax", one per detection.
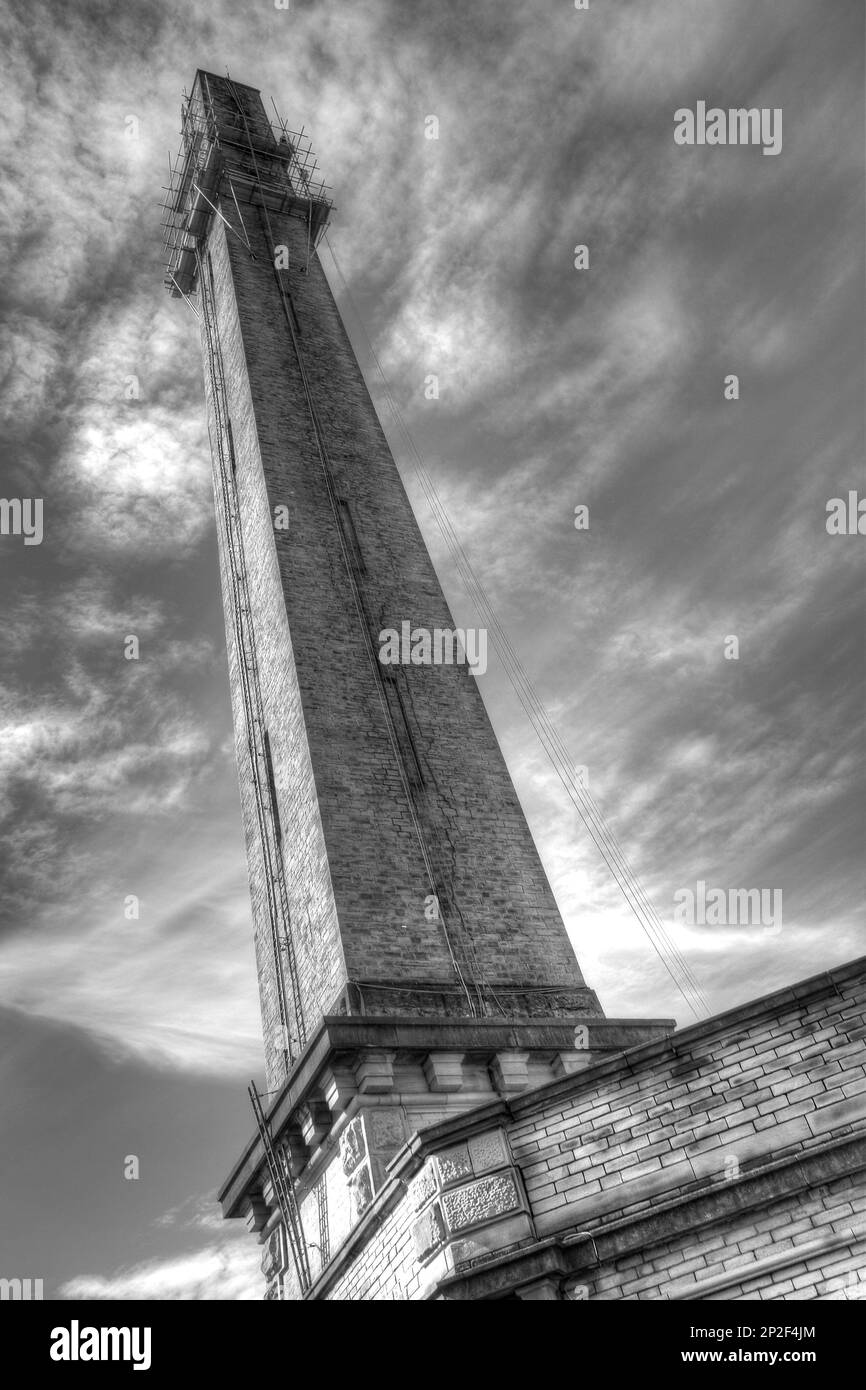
[{"xmin": 163, "ymin": 71, "xmax": 671, "ymax": 1297}]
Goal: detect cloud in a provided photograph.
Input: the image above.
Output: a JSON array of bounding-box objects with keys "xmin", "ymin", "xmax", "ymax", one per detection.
[
  {"xmin": 60, "ymin": 1244, "xmax": 260, "ymax": 1301},
  {"xmin": 0, "ymin": 849, "xmax": 263, "ymax": 1076},
  {"xmin": 60, "ymin": 1199, "xmax": 262, "ymax": 1300},
  {"xmin": 0, "ymin": 574, "xmax": 221, "ymax": 878},
  {"xmin": 155, "ymin": 1194, "xmax": 229, "ymax": 1232},
  {"xmin": 55, "ymin": 299, "xmax": 212, "ymax": 560}
]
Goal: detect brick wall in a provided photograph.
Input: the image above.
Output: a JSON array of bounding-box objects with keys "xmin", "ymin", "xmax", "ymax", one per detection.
[
  {"xmin": 202, "ymin": 213, "xmax": 347, "ymax": 1082},
  {"xmin": 309, "ymin": 959, "xmax": 866, "ymax": 1299},
  {"xmin": 321, "ymin": 1176, "xmax": 418, "ymax": 1302},
  {"xmin": 507, "ymin": 960, "xmax": 866, "ymax": 1246},
  {"xmin": 572, "ymin": 1173, "xmax": 866, "ymax": 1300}
]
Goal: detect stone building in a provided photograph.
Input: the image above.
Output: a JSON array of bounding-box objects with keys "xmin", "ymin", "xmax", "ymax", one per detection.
[{"xmin": 163, "ymin": 72, "xmax": 866, "ymax": 1300}]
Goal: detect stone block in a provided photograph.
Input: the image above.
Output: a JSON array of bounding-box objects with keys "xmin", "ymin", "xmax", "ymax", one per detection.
[
  {"xmin": 281, "ymin": 1128, "xmax": 309, "ymax": 1179},
  {"xmin": 553, "ymin": 1051, "xmax": 592, "ymax": 1077},
  {"xmin": 408, "ymin": 1160, "xmax": 439, "ymax": 1212},
  {"xmin": 340, "ymin": 1115, "xmax": 367, "ymax": 1176},
  {"xmin": 320, "ymin": 1064, "xmax": 356, "ymax": 1115},
  {"xmin": 261, "ymin": 1224, "xmax": 285, "ymax": 1279},
  {"xmin": 367, "ymin": 1107, "xmax": 407, "ymax": 1153},
  {"xmin": 348, "ymin": 1161, "xmax": 374, "ymax": 1220},
  {"xmin": 491, "ymin": 1051, "xmax": 531, "ymax": 1092},
  {"xmin": 451, "ymin": 1212, "xmax": 534, "ymax": 1269},
  {"xmin": 243, "ymin": 1195, "xmax": 270, "ymax": 1234},
  {"xmin": 807, "ymin": 1093, "xmax": 866, "ymax": 1135},
  {"xmin": 300, "ymin": 1098, "xmax": 332, "ymax": 1149},
  {"xmin": 412, "ymin": 1201, "xmax": 446, "ymax": 1261},
  {"xmin": 437, "ymin": 1143, "xmax": 473, "ymax": 1186},
  {"xmin": 468, "ymin": 1129, "xmax": 509, "ymax": 1174},
  {"xmin": 441, "ymin": 1171, "xmax": 521, "ymax": 1233},
  {"xmin": 354, "ymin": 1051, "xmax": 395, "ymax": 1094},
  {"xmin": 423, "ymin": 1052, "xmax": 466, "ymax": 1092}
]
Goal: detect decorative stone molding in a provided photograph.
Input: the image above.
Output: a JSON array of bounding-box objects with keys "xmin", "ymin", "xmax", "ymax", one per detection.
[
  {"xmin": 219, "ymin": 1015, "xmax": 676, "ymax": 1298},
  {"xmin": 413, "ymin": 1202, "xmax": 447, "ymax": 1261},
  {"xmin": 320, "ymin": 1064, "xmax": 356, "ymax": 1115},
  {"xmin": 409, "ymin": 1125, "xmax": 531, "ymax": 1280},
  {"xmin": 441, "ymin": 1172, "xmax": 521, "ymax": 1232},
  {"xmin": 282, "ymin": 1126, "xmax": 310, "ymax": 1177},
  {"xmin": 367, "ymin": 1108, "xmax": 406, "ymax": 1152},
  {"xmin": 299, "ymin": 1098, "xmax": 332, "ymax": 1150},
  {"xmin": 552, "ymin": 1050, "xmax": 591, "ymax": 1077},
  {"xmin": 408, "ymin": 1162, "xmax": 439, "ymax": 1212},
  {"xmin": 468, "ymin": 1129, "xmax": 509, "ymax": 1172},
  {"xmin": 366, "ymin": 1107, "xmax": 409, "ymax": 1186},
  {"xmin": 354, "ymin": 1050, "xmax": 395, "ymax": 1094},
  {"xmin": 339, "ymin": 1112, "xmax": 376, "ymax": 1220},
  {"xmin": 423, "ymin": 1051, "xmax": 466, "ymax": 1092},
  {"xmin": 261, "ymin": 1224, "xmax": 285, "ymax": 1279},
  {"xmin": 491, "ymin": 1050, "xmax": 531, "ymax": 1093},
  {"xmin": 339, "ymin": 1114, "xmax": 367, "ymax": 1176},
  {"xmin": 220, "ymin": 1018, "xmax": 675, "ymax": 1231},
  {"xmin": 516, "ymin": 1277, "xmax": 562, "ymax": 1300},
  {"xmin": 436, "ymin": 1143, "xmax": 473, "ymax": 1186},
  {"xmin": 349, "ymin": 1162, "xmax": 374, "ymax": 1220},
  {"xmin": 243, "ymin": 1195, "xmax": 270, "ymax": 1234}
]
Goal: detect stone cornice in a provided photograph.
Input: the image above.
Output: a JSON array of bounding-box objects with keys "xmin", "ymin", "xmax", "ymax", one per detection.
[{"xmin": 218, "ymin": 1012, "xmax": 673, "ymax": 1215}]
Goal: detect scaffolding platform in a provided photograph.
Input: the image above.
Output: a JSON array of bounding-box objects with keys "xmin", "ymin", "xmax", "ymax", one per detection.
[{"xmin": 161, "ymin": 76, "xmax": 333, "ymax": 299}]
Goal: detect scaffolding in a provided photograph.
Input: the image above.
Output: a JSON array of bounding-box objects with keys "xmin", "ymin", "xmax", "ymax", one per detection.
[{"xmin": 161, "ymin": 78, "xmax": 333, "ymax": 298}]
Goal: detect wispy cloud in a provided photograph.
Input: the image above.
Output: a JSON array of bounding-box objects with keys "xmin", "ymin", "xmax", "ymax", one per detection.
[
  {"xmin": 60, "ymin": 1199, "xmax": 261, "ymax": 1300},
  {"xmin": 0, "ymin": 849, "xmax": 262, "ymax": 1075}
]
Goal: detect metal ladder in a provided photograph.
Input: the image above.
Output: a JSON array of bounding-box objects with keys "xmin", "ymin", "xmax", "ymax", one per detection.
[{"xmin": 249, "ymin": 1082, "xmax": 312, "ymax": 1296}]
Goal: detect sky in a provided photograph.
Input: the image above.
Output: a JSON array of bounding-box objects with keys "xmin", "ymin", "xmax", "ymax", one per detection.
[{"xmin": 0, "ymin": 0, "xmax": 863, "ymax": 1300}]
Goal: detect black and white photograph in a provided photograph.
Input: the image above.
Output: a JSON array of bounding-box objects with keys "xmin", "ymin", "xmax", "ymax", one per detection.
[{"xmin": 0, "ymin": 0, "xmax": 864, "ymax": 1350}]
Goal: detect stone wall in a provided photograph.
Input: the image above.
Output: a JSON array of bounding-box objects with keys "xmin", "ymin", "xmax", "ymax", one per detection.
[
  {"xmin": 218, "ymin": 1014, "xmax": 673, "ymax": 1298},
  {"xmin": 304, "ymin": 958, "xmax": 866, "ymax": 1300}
]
